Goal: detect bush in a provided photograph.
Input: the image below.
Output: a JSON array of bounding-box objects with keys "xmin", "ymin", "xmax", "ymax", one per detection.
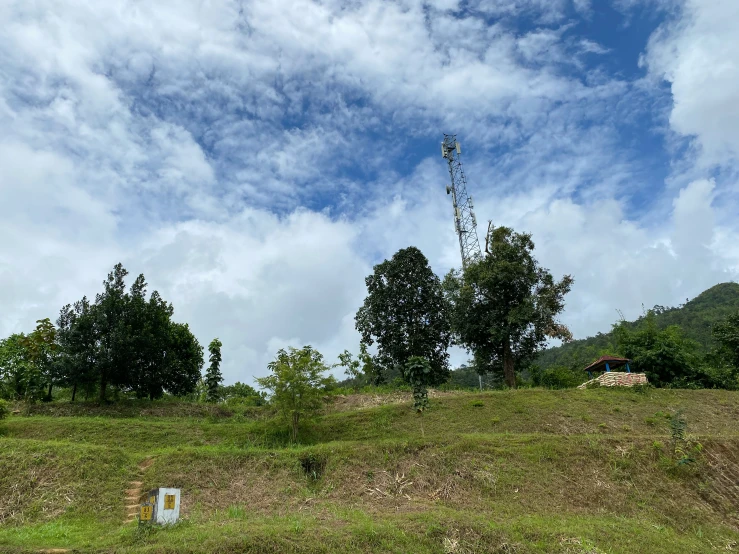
[
  {"xmin": 539, "ymin": 366, "xmax": 584, "ymax": 389},
  {"xmin": 0, "ymin": 399, "xmax": 8, "ymax": 421}
]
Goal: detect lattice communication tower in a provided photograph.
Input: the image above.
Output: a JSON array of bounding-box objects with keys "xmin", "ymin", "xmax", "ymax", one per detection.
[{"xmin": 442, "ymin": 134, "xmax": 482, "ymax": 267}]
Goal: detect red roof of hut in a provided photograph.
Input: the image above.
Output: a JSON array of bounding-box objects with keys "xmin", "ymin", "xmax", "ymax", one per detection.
[{"xmin": 583, "ymin": 356, "xmax": 631, "ymax": 373}]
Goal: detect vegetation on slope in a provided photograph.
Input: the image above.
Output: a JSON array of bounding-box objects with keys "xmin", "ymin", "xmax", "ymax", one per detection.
[
  {"xmin": 536, "ymin": 282, "xmax": 739, "ymax": 371},
  {"xmin": 2, "ymin": 388, "xmax": 738, "ymax": 553}
]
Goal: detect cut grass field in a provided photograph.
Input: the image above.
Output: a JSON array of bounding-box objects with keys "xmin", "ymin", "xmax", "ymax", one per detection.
[{"xmin": 1, "ymin": 388, "xmax": 738, "ymax": 553}]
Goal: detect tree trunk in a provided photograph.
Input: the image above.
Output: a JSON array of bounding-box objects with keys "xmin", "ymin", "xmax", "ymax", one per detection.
[
  {"xmin": 99, "ymin": 374, "xmax": 107, "ymax": 403},
  {"xmin": 292, "ymin": 412, "xmax": 299, "ymax": 442},
  {"xmin": 503, "ymin": 340, "xmax": 516, "ymax": 389},
  {"xmin": 71, "ymin": 383, "xmax": 77, "ymax": 402}
]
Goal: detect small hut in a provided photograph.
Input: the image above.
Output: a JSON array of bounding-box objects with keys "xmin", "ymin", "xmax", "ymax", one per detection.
[
  {"xmin": 578, "ymin": 356, "xmax": 648, "ymax": 388},
  {"xmin": 583, "ymin": 356, "xmax": 632, "ymax": 378}
]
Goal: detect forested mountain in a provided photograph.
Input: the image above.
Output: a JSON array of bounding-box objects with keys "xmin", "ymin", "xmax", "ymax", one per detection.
[{"xmin": 535, "ymin": 282, "xmax": 739, "ymax": 371}]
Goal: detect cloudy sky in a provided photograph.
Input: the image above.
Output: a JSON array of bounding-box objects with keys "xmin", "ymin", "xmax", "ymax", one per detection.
[{"xmin": 1, "ymin": 0, "xmax": 738, "ymax": 384}]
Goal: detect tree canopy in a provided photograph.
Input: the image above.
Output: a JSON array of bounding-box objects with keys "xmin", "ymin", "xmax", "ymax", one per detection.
[
  {"xmin": 612, "ymin": 312, "xmax": 704, "ymax": 387},
  {"xmin": 537, "ymin": 282, "xmax": 739, "ymax": 372},
  {"xmin": 205, "ymin": 338, "xmax": 224, "ymax": 403},
  {"xmin": 355, "ymin": 246, "xmax": 452, "ymax": 386},
  {"xmin": 255, "ymin": 346, "xmax": 335, "ymax": 441},
  {"xmin": 444, "ymin": 225, "xmax": 573, "ymax": 388},
  {"xmin": 0, "ymin": 263, "xmax": 204, "ymax": 402}
]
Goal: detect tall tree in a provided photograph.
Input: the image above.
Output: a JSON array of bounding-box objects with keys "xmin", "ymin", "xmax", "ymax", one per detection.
[
  {"xmin": 165, "ymin": 323, "xmax": 204, "ymax": 397},
  {"xmin": 20, "ymin": 318, "xmax": 58, "ymax": 401},
  {"xmin": 355, "ymin": 246, "xmax": 452, "ymax": 386},
  {"xmin": 256, "ymin": 346, "xmax": 335, "ymax": 441},
  {"xmin": 130, "ymin": 286, "xmax": 176, "ymax": 400},
  {"xmin": 205, "ymin": 338, "xmax": 223, "ymax": 403},
  {"xmin": 445, "ymin": 225, "xmax": 573, "ymax": 388},
  {"xmin": 93, "ymin": 263, "xmax": 131, "ymax": 402},
  {"xmin": 613, "ymin": 312, "xmax": 703, "ymax": 387},
  {"xmin": 0, "ymin": 334, "xmax": 32, "ymax": 400}
]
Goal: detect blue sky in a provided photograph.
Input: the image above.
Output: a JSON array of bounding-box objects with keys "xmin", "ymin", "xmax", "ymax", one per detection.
[{"xmin": 1, "ymin": 0, "xmax": 738, "ymax": 383}]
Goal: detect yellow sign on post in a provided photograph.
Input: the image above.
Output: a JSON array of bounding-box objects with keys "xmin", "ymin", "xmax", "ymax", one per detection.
[
  {"xmin": 140, "ymin": 504, "xmax": 153, "ymax": 521},
  {"xmin": 164, "ymin": 494, "xmax": 176, "ymax": 510}
]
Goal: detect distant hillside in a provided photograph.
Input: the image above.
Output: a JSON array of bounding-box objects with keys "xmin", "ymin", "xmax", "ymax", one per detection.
[{"xmin": 536, "ymin": 282, "xmax": 739, "ymax": 371}]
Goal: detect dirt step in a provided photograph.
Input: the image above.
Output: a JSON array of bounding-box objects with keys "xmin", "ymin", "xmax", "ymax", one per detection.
[{"xmin": 138, "ymin": 458, "xmax": 155, "ymax": 471}]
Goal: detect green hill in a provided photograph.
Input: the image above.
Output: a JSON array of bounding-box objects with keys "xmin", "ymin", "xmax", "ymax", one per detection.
[
  {"xmin": 2, "ymin": 389, "xmax": 739, "ymax": 553},
  {"xmin": 536, "ymin": 282, "xmax": 739, "ymax": 371}
]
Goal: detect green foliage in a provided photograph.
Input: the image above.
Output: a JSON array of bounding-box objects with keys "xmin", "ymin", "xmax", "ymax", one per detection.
[
  {"xmin": 531, "ymin": 365, "xmax": 585, "ymax": 389},
  {"xmin": 444, "ymin": 225, "xmax": 574, "ymax": 388},
  {"xmin": 668, "ymin": 410, "xmax": 697, "ymax": 466},
  {"xmin": 255, "ymin": 346, "xmax": 335, "ymax": 441},
  {"xmin": 404, "ymin": 356, "xmax": 432, "ymax": 413},
  {"xmin": 334, "ymin": 344, "xmax": 378, "ymax": 389},
  {"xmin": 0, "ymin": 398, "xmax": 8, "ymax": 420},
  {"xmin": 1, "ymin": 263, "xmax": 203, "ymax": 403},
  {"xmin": 0, "ymin": 318, "xmax": 62, "ymax": 402},
  {"xmin": 355, "ymin": 246, "xmax": 451, "ymax": 387},
  {"xmin": 221, "ymin": 382, "xmax": 267, "ymax": 406},
  {"xmin": 538, "ymin": 282, "xmax": 739, "ymax": 376},
  {"xmin": 0, "ymin": 333, "xmax": 33, "ymax": 400},
  {"xmin": 612, "ymin": 311, "xmax": 710, "ymax": 387},
  {"xmin": 206, "ymin": 338, "xmax": 224, "ymax": 403},
  {"xmin": 713, "ymin": 310, "xmax": 739, "ymax": 376}
]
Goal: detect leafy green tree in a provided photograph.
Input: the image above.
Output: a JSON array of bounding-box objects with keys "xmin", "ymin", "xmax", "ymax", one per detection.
[
  {"xmin": 444, "ymin": 225, "xmax": 574, "ymax": 388},
  {"xmin": 614, "ymin": 311, "xmax": 708, "ymax": 387},
  {"xmin": 164, "ymin": 323, "xmax": 204, "ymax": 397},
  {"xmin": 22, "ymin": 318, "xmax": 59, "ymax": 401},
  {"xmin": 93, "ymin": 263, "xmax": 131, "ymax": 402},
  {"xmin": 713, "ymin": 311, "xmax": 739, "ymax": 373},
  {"xmin": 536, "ymin": 282, "xmax": 739, "ymax": 373},
  {"xmin": 205, "ymin": 338, "xmax": 223, "ymax": 403},
  {"xmin": 132, "ymin": 288, "xmax": 176, "ymax": 400},
  {"xmin": 54, "ymin": 264, "xmax": 202, "ymax": 402},
  {"xmin": 56, "ymin": 298, "xmax": 98, "ymax": 401},
  {"xmin": 256, "ymin": 346, "xmax": 335, "ymax": 441},
  {"xmin": 405, "ymin": 356, "xmax": 432, "ymax": 412},
  {"xmin": 0, "ymin": 334, "xmax": 32, "ymax": 400},
  {"xmin": 4, "ymin": 263, "xmax": 204, "ymax": 403},
  {"xmin": 221, "ymin": 381, "xmax": 266, "ymax": 406},
  {"xmin": 355, "ymin": 246, "xmax": 451, "ymax": 386},
  {"xmin": 334, "ymin": 344, "xmax": 377, "ymax": 389}
]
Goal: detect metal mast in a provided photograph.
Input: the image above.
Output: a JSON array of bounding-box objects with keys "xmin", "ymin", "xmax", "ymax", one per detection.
[{"xmin": 442, "ymin": 134, "xmax": 482, "ymax": 268}]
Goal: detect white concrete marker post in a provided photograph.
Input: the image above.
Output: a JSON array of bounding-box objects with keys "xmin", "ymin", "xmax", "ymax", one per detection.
[{"xmin": 142, "ymin": 488, "xmax": 181, "ymax": 525}]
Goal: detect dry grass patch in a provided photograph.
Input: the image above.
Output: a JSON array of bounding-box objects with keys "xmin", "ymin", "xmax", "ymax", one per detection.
[{"xmin": 0, "ymin": 440, "xmax": 130, "ymax": 525}]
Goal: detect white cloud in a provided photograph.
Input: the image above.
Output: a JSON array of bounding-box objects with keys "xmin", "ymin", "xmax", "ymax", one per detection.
[
  {"xmin": 1, "ymin": 0, "xmax": 738, "ymax": 387},
  {"xmin": 643, "ymin": 0, "xmax": 739, "ymax": 166}
]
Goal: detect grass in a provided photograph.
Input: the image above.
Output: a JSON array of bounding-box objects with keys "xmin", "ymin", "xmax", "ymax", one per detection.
[{"xmin": 1, "ymin": 388, "xmax": 738, "ymax": 552}]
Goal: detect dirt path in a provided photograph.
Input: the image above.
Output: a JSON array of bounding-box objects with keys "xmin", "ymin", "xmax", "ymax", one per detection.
[{"xmin": 124, "ymin": 458, "xmax": 155, "ymax": 525}]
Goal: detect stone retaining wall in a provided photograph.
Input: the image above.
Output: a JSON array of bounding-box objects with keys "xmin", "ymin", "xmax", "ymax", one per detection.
[{"xmin": 577, "ymin": 371, "xmax": 648, "ymax": 389}]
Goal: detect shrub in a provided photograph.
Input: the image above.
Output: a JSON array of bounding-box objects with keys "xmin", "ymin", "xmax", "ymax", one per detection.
[
  {"xmin": 539, "ymin": 366, "xmax": 584, "ymax": 389},
  {"xmin": 0, "ymin": 399, "xmax": 8, "ymax": 420}
]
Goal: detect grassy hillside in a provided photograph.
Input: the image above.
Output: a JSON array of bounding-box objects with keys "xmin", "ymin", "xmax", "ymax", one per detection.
[
  {"xmin": 536, "ymin": 282, "xmax": 739, "ymax": 371},
  {"xmin": 2, "ymin": 389, "xmax": 739, "ymax": 553}
]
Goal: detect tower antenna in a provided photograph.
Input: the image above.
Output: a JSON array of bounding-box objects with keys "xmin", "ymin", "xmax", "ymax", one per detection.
[{"xmin": 442, "ymin": 134, "xmax": 482, "ymax": 267}]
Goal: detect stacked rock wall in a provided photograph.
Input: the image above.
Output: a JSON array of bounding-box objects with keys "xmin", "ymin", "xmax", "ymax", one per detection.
[{"xmin": 577, "ymin": 372, "xmax": 648, "ymax": 389}]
